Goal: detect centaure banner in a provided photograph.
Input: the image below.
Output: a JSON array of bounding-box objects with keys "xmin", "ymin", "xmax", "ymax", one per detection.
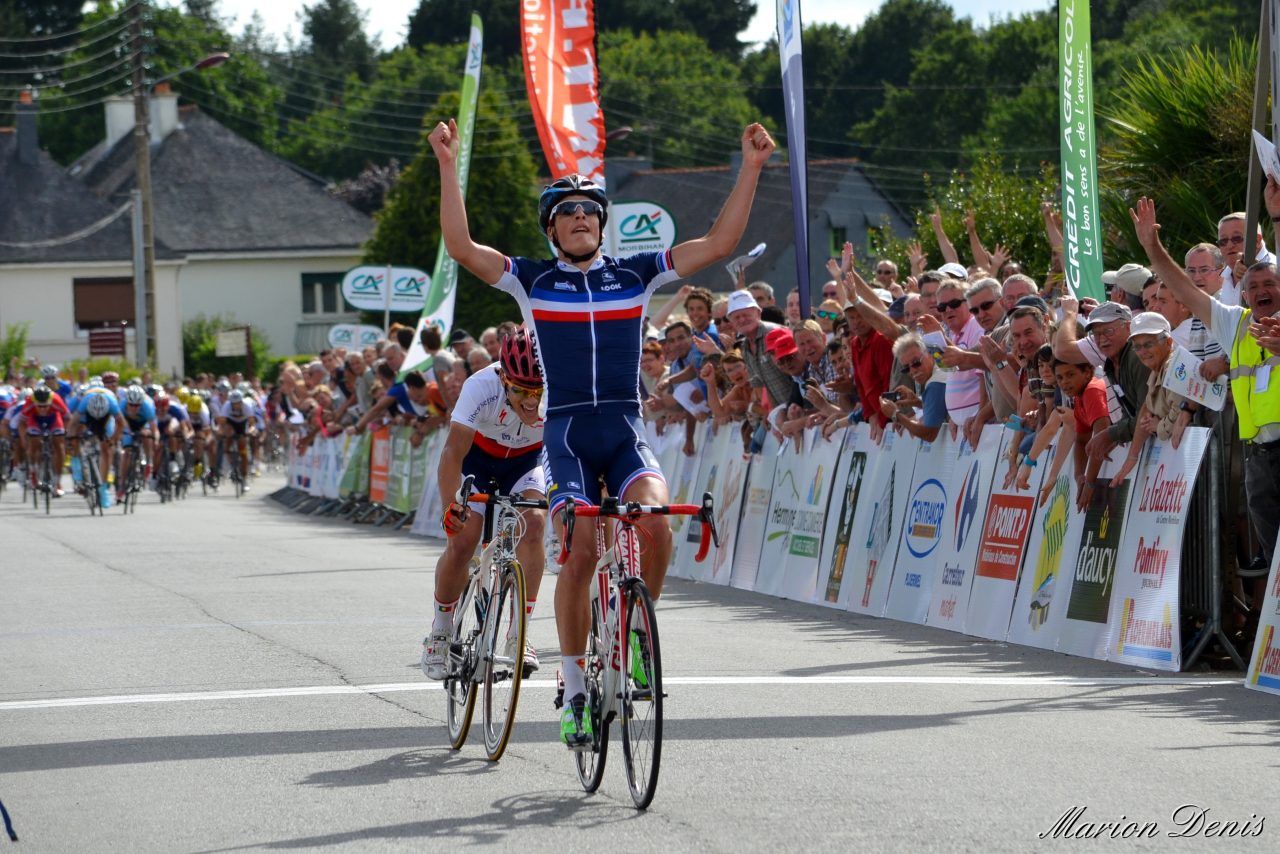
[
  {"xmin": 520, "ymin": 0, "xmax": 606, "ymax": 186},
  {"xmin": 1059, "ymin": 0, "xmax": 1104, "ymax": 301}
]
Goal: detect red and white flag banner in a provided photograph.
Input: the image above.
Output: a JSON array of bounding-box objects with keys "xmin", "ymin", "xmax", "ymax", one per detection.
[{"xmin": 520, "ymin": 0, "xmax": 606, "ymax": 185}]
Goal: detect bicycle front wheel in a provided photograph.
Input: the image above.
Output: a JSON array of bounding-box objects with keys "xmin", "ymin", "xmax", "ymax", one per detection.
[
  {"xmin": 481, "ymin": 561, "xmax": 527, "ymax": 761},
  {"xmin": 574, "ymin": 606, "xmax": 609, "ymax": 792},
  {"xmin": 445, "ymin": 566, "xmax": 482, "ymax": 749},
  {"xmin": 620, "ymin": 578, "xmax": 663, "ymax": 809}
]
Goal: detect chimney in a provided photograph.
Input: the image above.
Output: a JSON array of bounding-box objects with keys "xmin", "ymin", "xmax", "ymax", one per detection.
[
  {"xmin": 16, "ymin": 89, "xmax": 38, "ymax": 165},
  {"xmin": 105, "ymin": 96, "xmax": 134, "ymax": 149},
  {"xmin": 150, "ymin": 82, "xmax": 180, "ymax": 141}
]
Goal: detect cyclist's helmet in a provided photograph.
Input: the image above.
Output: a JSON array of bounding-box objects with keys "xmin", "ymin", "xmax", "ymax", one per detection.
[
  {"xmin": 41, "ymin": 365, "xmax": 58, "ymax": 379},
  {"xmin": 185, "ymin": 395, "xmax": 203, "ymax": 415},
  {"xmin": 499, "ymin": 328, "xmax": 542, "ymax": 387},
  {"xmin": 86, "ymin": 393, "xmax": 112, "ymax": 420},
  {"xmin": 156, "ymin": 395, "xmax": 171, "ymax": 410},
  {"xmin": 216, "ymin": 379, "xmax": 231, "ymax": 392},
  {"xmin": 228, "ymin": 390, "xmax": 244, "ymax": 404},
  {"xmin": 89, "ymin": 376, "xmax": 103, "ymax": 387},
  {"xmin": 146, "ymin": 384, "xmax": 163, "ymax": 400},
  {"xmin": 74, "ymin": 383, "xmax": 89, "ymax": 397},
  {"xmin": 538, "ymin": 174, "xmax": 608, "ymax": 231},
  {"xmin": 124, "ymin": 387, "xmax": 146, "ymax": 406},
  {"xmin": 101, "ymin": 371, "xmax": 118, "ymax": 384},
  {"xmin": 32, "ymin": 385, "xmax": 53, "ymax": 405}
]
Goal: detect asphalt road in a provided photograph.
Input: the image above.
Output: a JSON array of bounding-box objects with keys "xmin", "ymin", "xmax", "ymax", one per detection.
[{"xmin": 2, "ymin": 477, "xmax": 1278, "ymax": 852}]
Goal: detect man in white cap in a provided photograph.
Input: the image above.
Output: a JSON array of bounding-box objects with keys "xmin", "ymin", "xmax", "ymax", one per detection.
[
  {"xmin": 726, "ymin": 289, "xmax": 793, "ymax": 419},
  {"xmin": 938, "ymin": 261, "xmax": 969, "ymax": 281},
  {"xmin": 1101, "ymin": 263, "xmax": 1153, "ymax": 308},
  {"xmin": 1108, "ymin": 311, "xmax": 1197, "ymax": 484}
]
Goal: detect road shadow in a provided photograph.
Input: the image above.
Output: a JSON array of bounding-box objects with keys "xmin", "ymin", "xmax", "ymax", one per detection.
[{"xmin": 196, "ymin": 789, "xmax": 640, "ymax": 851}]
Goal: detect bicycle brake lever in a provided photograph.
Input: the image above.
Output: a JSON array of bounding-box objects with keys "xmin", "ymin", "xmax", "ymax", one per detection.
[
  {"xmin": 557, "ymin": 503, "xmax": 576, "ymax": 566},
  {"xmin": 700, "ymin": 491, "xmax": 720, "ymax": 548}
]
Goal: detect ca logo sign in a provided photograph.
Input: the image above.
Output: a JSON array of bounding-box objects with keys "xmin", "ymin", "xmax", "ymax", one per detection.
[{"xmin": 620, "ymin": 211, "xmax": 663, "ymax": 244}]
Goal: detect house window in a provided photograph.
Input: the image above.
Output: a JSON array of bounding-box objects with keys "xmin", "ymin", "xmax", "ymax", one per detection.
[
  {"xmin": 829, "ymin": 226, "xmax": 847, "ymax": 259},
  {"xmin": 301, "ymin": 273, "xmax": 343, "ymax": 316},
  {"xmin": 73, "ymin": 277, "xmax": 135, "ymax": 331}
]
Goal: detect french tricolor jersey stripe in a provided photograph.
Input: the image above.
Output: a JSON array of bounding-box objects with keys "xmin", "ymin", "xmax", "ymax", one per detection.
[{"xmin": 493, "ymin": 251, "xmax": 683, "ymax": 415}]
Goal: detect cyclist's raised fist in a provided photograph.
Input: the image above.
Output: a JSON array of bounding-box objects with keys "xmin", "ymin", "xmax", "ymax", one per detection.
[
  {"xmin": 740, "ymin": 123, "xmax": 776, "ymax": 169},
  {"xmin": 429, "ymin": 118, "xmax": 460, "ymax": 164}
]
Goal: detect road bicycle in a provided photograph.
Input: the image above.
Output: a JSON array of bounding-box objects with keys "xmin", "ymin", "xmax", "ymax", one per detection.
[
  {"xmin": 119, "ymin": 436, "xmax": 145, "ymax": 514},
  {"xmin": 556, "ymin": 491, "xmax": 718, "ymax": 809},
  {"xmin": 443, "ymin": 475, "xmax": 547, "ymax": 762},
  {"xmin": 77, "ymin": 434, "xmax": 107, "ymax": 516},
  {"xmin": 30, "ymin": 430, "xmax": 56, "ymax": 515},
  {"xmin": 225, "ymin": 437, "xmax": 247, "ymax": 498},
  {"xmin": 0, "ymin": 435, "xmax": 11, "ymax": 497}
]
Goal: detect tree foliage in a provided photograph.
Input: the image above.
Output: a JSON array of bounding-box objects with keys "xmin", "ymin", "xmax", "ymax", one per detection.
[
  {"xmin": 363, "ymin": 87, "xmax": 545, "ymax": 334},
  {"xmin": 599, "ymin": 30, "xmax": 754, "ymax": 169},
  {"xmin": 182, "ymin": 313, "xmax": 272, "ymax": 379}
]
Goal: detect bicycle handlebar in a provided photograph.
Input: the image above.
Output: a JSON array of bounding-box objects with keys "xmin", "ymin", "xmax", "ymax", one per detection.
[{"xmin": 556, "ymin": 492, "xmax": 720, "ymax": 566}]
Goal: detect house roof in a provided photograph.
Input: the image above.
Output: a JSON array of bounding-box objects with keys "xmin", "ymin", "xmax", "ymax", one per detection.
[
  {"xmin": 0, "ymin": 131, "xmax": 142, "ymax": 265},
  {"xmin": 75, "ymin": 107, "xmax": 373, "ymax": 255},
  {"xmin": 612, "ymin": 158, "xmax": 914, "ymax": 291}
]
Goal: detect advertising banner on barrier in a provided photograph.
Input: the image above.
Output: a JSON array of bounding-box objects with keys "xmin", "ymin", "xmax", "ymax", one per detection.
[
  {"xmin": 672, "ymin": 421, "xmax": 717, "ymax": 579},
  {"xmin": 845, "ymin": 428, "xmax": 917, "ymax": 616},
  {"xmin": 412, "ymin": 428, "xmax": 448, "ymax": 538},
  {"xmin": 688, "ymin": 424, "xmax": 748, "ymax": 585},
  {"xmin": 756, "ymin": 434, "xmax": 807, "ymax": 597},
  {"xmin": 1246, "ymin": 555, "xmax": 1280, "ymax": 695},
  {"xmin": 1058, "ymin": 467, "xmax": 1132, "ymax": 660},
  {"xmin": 818, "ymin": 427, "xmax": 872, "ymax": 607},
  {"xmin": 368, "ymin": 426, "xmax": 391, "ymax": 505},
  {"xmin": 339, "ymin": 433, "xmax": 371, "ymax": 498},
  {"xmin": 926, "ymin": 427, "xmax": 1002, "ymax": 633},
  {"xmin": 885, "ymin": 434, "xmax": 955, "ymax": 624},
  {"xmin": 966, "ymin": 429, "xmax": 1042, "ymax": 640},
  {"xmin": 783, "ymin": 429, "xmax": 841, "ymax": 603},
  {"xmin": 1106, "ymin": 429, "xmax": 1208, "ymax": 670},
  {"xmin": 1007, "ymin": 445, "xmax": 1085, "ymax": 649},
  {"xmin": 731, "ymin": 432, "xmax": 781, "ymax": 591}
]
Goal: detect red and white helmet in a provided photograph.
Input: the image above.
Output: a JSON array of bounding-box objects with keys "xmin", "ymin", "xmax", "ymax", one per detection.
[{"xmin": 499, "ymin": 328, "xmax": 542, "ymax": 387}]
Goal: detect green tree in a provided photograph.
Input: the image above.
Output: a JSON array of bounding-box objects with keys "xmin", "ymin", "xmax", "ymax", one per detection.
[
  {"xmin": 872, "ymin": 156, "xmax": 1059, "ymax": 284},
  {"xmin": 363, "ymin": 87, "xmax": 544, "ymax": 334},
  {"xmin": 598, "ymin": 30, "xmax": 754, "ymax": 169},
  {"xmin": 183, "ymin": 314, "xmax": 272, "ymax": 378},
  {"xmin": 1099, "ymin": 37, "xmax": 1255, "ymax": 263}
]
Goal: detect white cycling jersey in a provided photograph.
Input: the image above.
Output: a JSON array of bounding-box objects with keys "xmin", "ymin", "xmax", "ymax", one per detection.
[{"xmin": 452, "ymin": 364, "xmax": 545, "ymax": 456}]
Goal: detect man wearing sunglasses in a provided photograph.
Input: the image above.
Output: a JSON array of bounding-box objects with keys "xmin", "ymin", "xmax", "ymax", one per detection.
[
  {"xmin": 21, "ymin": 385, "xmax": 71, "ymax": 497},
  {"xmin": 1217, "ymin": 212, "xmax": 1276, "ymax": 307},
  {"xmin": 423, "ymin": 329, "xmax": 548, "ymax": 682},
  {"xmin": 935, "ymin": 279, "xmax": 985, "ymax": 427},
  {"xmin": 430, "ymin": 116, "xmax": 777, "ymax": 748}
]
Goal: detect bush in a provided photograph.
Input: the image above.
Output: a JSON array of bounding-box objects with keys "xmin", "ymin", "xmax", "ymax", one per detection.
[
  {"xmin": 61, "ymin": 357, "xmax": 150, "ymax": 383},
  {"xmin": 183, "ymin": 313, "xmax": 272, "ymax": 380},
  {"xmin": 260, "ymin": 354, "xmax": 316, "ymax": 386},
  {"xmin": 2, "ymin": 322, "xmax": 30, "ymax": 377}
]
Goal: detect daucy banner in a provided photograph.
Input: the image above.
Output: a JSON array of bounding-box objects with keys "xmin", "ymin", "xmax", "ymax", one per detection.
[
  {"xmin": 777, "ymin": 0, "xmax": 812, "ymax": 316},
  {"xmin": 521, "ymin": 0, "xmax": 606, "ymax": 185},
  {"xmin": 403, "ymin": 14, "xmax": 483, "ymax": 379},
  {"xmin": 1059, "ymin": 0, "xmax": 1104, "ymax": 301}
]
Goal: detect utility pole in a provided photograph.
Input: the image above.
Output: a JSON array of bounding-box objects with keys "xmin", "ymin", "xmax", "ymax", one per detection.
[{"xmin": 130, "ymin": 1, "xmax": 156, "ymax": 367}]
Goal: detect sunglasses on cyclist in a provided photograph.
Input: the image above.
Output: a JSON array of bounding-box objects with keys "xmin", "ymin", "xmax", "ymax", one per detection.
[
  {"xmin": 503, "ymin": 377, "xmax": 544, "ymax": 398},
  {"xmin": 969, "ymin": 298, "xmax": 998, "ymax": 315},
  {"xmin": 938, "ymin": 298, "xmax": 967, "ymax": 312},
  {"xmin": 550, "ymin": 200, "xmax": 605, "ymax": 221},
  {"xmin": 815, "ymin": 310, "xmax": 840, "ymax": 320}
]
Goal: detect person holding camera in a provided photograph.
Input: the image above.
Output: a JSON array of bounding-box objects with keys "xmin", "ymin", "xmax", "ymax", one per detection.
[{"xmin": 879, "ymin": 332, "xmax": 948, "ymax": 443}]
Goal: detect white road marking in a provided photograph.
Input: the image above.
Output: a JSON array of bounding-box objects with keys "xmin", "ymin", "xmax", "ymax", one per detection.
[{"xmin": 0, "ymin": 675, "xmax": 1239, "ymax": 711}]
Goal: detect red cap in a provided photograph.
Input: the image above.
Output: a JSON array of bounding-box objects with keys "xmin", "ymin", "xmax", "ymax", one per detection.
[{"xmin": 765, "ymin": 327, "xmax": 798, "ymax": 359}]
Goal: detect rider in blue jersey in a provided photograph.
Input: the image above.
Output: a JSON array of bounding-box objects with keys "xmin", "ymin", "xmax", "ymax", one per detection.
[
  {"xmin": 119, "ymin": 386, "xmax": 158, "ymax": 501},
  {"xmin": 430, "ymin": 116, "xmax": 776, "ymax": 748}
]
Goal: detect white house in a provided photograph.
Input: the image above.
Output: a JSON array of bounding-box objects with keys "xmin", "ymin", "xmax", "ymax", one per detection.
[{"xmin": 0, "ymin": 87, "xmax": 373, "ymax": 376}]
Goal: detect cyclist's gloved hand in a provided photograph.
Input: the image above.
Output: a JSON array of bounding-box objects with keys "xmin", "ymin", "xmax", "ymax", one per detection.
[{"xmin": 442, "ymin": 501, "xmax": 468, "ymax": 537}]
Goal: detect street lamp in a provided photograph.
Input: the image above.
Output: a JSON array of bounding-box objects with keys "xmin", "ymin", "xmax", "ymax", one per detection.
[{"xmin": 130, "ymin": 3, "xmax": 229, "ymax": 367}]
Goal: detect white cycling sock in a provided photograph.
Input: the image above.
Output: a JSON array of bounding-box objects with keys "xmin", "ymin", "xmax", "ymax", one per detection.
[
  {"xmin": 431, "ymin": 596, "xmax": 455, "ymax": 635},
  {"xmin": 561, "ymin": 655, "xmax": 586, "ymax": 700},
  {"xmin": 506, "ymin": 599, "xmax": 536, "ymax": 641}
]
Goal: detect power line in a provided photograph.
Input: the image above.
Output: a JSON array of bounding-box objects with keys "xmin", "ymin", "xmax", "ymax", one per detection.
[
  {"xmin": 0, "ymin": 201, "xmax": 131, "ymax": 248},
  {"xmin": 0, "ymin": 4, "xmax": 137, "ymax": 51},
  {"xmin": 0, "ymin": 31, "xmax": 133, "ymax": 76}
]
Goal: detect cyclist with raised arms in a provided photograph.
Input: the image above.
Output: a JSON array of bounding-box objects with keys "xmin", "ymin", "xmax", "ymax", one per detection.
[
  {"xmin": 421, "ymin": 329, "xmax": 548, "ymax": 681},
  {"xmin": 429, "ymin": 117, "xmax": 776, "ymax": 748}
]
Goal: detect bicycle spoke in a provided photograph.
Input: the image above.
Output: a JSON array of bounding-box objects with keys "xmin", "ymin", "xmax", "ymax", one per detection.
[
  {"xmin": 620, "ymin": 579, "xmax": 663, "ymax": 809},
  {"xmin": 482, "ymin": 562, "xmax": 527, "ymax": 761},
  {"xmin": 445, "ymin": 567, "xmax": 481, "ymax": 750},
  {"xmin": 574, "ymin": 606, "xmax": 609, "ymax": 792}
]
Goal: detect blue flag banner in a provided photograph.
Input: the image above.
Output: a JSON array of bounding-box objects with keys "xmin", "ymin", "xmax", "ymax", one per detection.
[{"xmin": 777, "ymin": 0, "xmax": 811, "ymax": 317}]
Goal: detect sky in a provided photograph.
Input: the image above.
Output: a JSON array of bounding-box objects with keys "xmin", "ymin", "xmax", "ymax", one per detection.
[{"xmin": 201, "ymin": 0, "xmax": 1055, "ymax": 52}]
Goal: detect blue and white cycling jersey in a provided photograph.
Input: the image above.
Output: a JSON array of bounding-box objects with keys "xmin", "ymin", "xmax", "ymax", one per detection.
[
  {"xmin": 75, "ymin": 391, "xmax": 121, "ymax": 420},
  {"xmin": 156, "ymin": 403, "xmax": 188, "ymax": 425},
  {"xmin": 495, "ymin": 251, "xmax": 681, "ymax": 418},
  {"xmin": 122, "ymin": 397, "xmax": 157, "ymax": 431}
]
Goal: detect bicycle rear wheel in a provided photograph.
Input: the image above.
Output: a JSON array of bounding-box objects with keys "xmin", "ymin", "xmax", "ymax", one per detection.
[
  {"xmin": 619, "ymin": 578, "xmax": 663, "ymax": 809},
  {"xmin": 445, "ymin": 566, "xmax": 482, "ymax": 749},
  {"xmin": 42, "ymin": 446, "xmax": 51, "ymax": 515},
  {"xmin": 574, "ymin": 607, "xmax": 609, "ymax": 792},
  {"xmin": 84, "ymin": 454, "xmax": 101, "ymax": 516},
  {"xmin": 482, "ymin": 561, "xmax": 527, "ymax": 761}
]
